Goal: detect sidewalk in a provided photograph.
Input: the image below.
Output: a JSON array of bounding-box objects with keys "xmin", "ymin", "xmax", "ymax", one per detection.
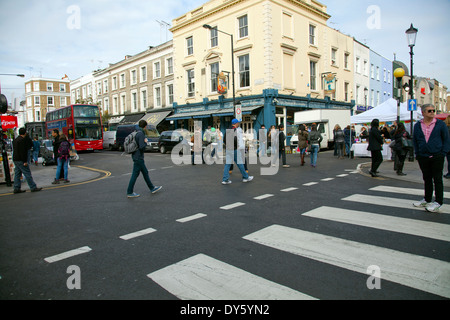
[
  {"xmin": 0, "ymin": 162, "xmax": 100, "ymax": 194},
  {"xmin": 358, "ymin": 158, "xmax": 450, "ymax": 187}
]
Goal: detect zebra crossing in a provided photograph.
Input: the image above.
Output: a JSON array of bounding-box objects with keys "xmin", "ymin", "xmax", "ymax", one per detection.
[{"xmin": 147, "ymin": 185, "xmax": 450, "ymax": 300}]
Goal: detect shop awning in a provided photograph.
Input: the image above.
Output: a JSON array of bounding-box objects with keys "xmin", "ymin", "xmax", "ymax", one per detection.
[
  {"xmin": 120, "ymin": 113, "xmax": 146, "ymax": 124},
  {"xmin": 140, "ymin": 110, "xmax": 172, "ymax": 126},
  {"xmin": 167, "ymin": 106, "xmax": 262, "ymax": 121}
]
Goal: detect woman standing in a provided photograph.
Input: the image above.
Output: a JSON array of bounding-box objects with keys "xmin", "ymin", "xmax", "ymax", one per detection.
[
  {"xmin": 367, "ymin": 119, "xmax": 383, "ymax": 177},
  {"xmin": 297, "ymin": 124, "xmax": 309, "ymax": 166},
  {"xmin": 392, "ymin": 122, "xmax": 411, "ymax": 176},
  {"xmin": 52, "ymin": 134, "xmax": 71, "ymax": 184},
  {"xmin": 309, "ymin": 124, "xmax": 323, "ymax": 168}
]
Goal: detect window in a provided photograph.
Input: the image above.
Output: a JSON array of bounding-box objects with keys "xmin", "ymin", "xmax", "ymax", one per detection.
[
  {"xmin": 344, "ymin": 82, "xmax": 349, "ymax": 101},
  {"xmin": 112, "ymin": 76, "xmax": 118, "ymax": 90},
  {"xmin": 309, "ymin": 24, "xmax": 316, "ymax": 45},
  {"xmin": 132, "ymin": 92, "xmax": 137, "ymax": 111},
  {"xmin": 210, "ymin": 27, "xmax": 218, "ymax": 47},
  {"xmin": 310, "ymin": 61, "xmax": 317, "ymax": 91},
  {"xmin": 210, "ymin": 62, "xmax": 219, "ymax": 93},
  {"xmin": 383, "ymin": 68, "xmax": 387, "ymax": 82},
  {"xmin": 47, "ymin": 96, "xmax": 54, "ymax": 106},
  {"xmin": 154, "ymin": 62, "xmax": 161, "ymax": 79},
  {"xmin": 363, "ymin": 60, "xmax": 368, "ymax": 76},
  {"xmin": 33, "ymin": 82, "xmax": 39, "ymax": 91},
  {"xmin": 167, "ymin": 84, "xmax": 174, "ymax": 105},
  {"xmin": 34, "ymin": 96, "xmax": 40, "ymax": 106},
  {"xmin": 371, "ymin": 64, "xmax": 374, "ymax": 79},
  {"xmin": 186, "ymin": 36, "xmax": 194, "ymax": 56},
  {"xmin": 47, "ymin": 83, "xmax": 53, "ymax": 91},
  {"xmin": 238, "ymin": 15, "xmax": 248, "ymax": 38},
  {"xmin": 166, "ymin": 58, "xmax": 173, "ymax": 75},
  {"xmin": 356, "ymin": 57, "xmax": 360, "ymax": 74},
  {"xmin": 141, "ymin": 90, "xmax": 147, "ymax": 110},
  {"xmin": 154, "ymin": 86, "xmax": 161, "ymax": 108},
  {"xmin": 103, "ymin": 79, "xmax": 109, "ymax": 93},
  {"xmin": 131, "ymin": 70, "xmax": 137, "ymax": 85},
  {"xmin": 331, "ymin": 48, "xmax": 337, "ymax": 66},
  {"xmin": 35, "ymin": 110, "xmax": 41, "ymax": 122},
  {"xmin": 61, "ymin": 97, "xmax": 67, "ymax": 107},
  {"xmin": 120, "ymin": 73, "xmax": 126, "ymax": 88},
  {"xmin": 141, "ymin": 66, "xmax": 147, "ymax": 82},
  {"xmin": 187, "ymin": 69, "xmax": 195, "ymax": 97},
  {"xmin": 376, "ymin": 67, "xmax": 380, "ymax": 81},
  {"xmin": 60, "ymin": 84, "xmax": 66, "ymax": 92},
  {"xmin": 344, "ymin": 53, "xmax": 350, "ymax": 69},
  {"xmin": 239, "ymin": 54, "xmax": 250, "ymax": 88}
]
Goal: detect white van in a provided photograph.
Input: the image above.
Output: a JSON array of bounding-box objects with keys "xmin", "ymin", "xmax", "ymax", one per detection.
[{"xmin": 103, "ymin": 131, "xmax": 117, "ymax": 150}]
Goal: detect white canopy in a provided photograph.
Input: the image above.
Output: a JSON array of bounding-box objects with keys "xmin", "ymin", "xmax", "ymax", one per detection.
[{"xmin": 351, "ymin": 98, "xmax": 423, "ymax": 124}]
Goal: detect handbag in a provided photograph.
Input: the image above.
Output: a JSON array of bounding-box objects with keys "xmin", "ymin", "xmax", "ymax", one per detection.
[{"xmin": 401, "ymin": 137, "xmax": 413, "ymax": 148}]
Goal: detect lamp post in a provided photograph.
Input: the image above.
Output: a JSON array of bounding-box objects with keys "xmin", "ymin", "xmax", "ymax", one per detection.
[
  {"xmin": 0, "ymin": 73, "xmax": 24, "ymax": 187},
  {"xmin": 394, "ymin": 67, "xmax": 405, "ymax": 123},
  {"xmin": 203, "ymin": 24, "xmax": 236, "ymax": 118},
  {"xmin": 406, "ymin": 23, "xmax": 418, "ymax": 162}
]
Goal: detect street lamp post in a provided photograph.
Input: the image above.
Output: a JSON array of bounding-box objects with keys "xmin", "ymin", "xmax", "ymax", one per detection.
[
  {"xmin": 203, "ymin": 24, "xmax": 236, "ymax": 118},
  {"xmin": 0, "ymin": 73, "xmax": 25, "ymax": 187},
  {"xmin": 394, "ymin": 67, "xmax": 405, "ymax": 123},
  {"xmin": 406, "ymin": 24, "xmax": 418, "ymax": 162}
]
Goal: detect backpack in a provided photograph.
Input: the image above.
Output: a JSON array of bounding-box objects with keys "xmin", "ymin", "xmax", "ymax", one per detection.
[
  {"xmin": 59, "ymin": 141, "xmax": 71, "ymax": 157},
  {"xmin": 124, "ymin": 131, "xmax": 139, "ymax": 154}
]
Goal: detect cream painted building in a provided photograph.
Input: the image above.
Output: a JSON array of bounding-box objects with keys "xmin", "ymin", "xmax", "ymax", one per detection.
[{"xmin": 169, "ymin": 0, "xmax": 354, "ymax": 132}]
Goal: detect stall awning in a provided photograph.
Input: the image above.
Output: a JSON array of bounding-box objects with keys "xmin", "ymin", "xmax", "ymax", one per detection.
[
  {"xmin": 167, "ymin": 106, "xmax": 262, "ymax": 121},
  {"xmin": 140, "ymin": 110, "xmax": 172, "ymax": 126}
]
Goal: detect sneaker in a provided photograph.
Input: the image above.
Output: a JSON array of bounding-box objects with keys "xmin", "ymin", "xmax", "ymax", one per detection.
[
  {"xmin": 283, "ymin": 165, "xmax": 290, "ymax": 168},
  {"xmin": 31, "ymin": 187, "xmax": 42, "ymax": 192},
  {"xmin": 51, "ymin": 179, "xmax": 60, "ymax": 185},
  {"xmin": 13, "ymin": 189, "xmax": 26, "ymax": 194},
  {"xmin": 413, "ymin": 199, "xmax": 430, "ymax": 207},
  {"xmin": 222, "ymin": 180, "xmax": 232, "ymax": 185},
  {"xmin": 127, "ymin": 192, "xmax": 140, "ymax": 198},
  {"xmin": 151, "ymin": 186, "xmax": 162, "ymax": 194},
  {"xmin": 243, "ymin": 176, "xmax": 254, "ymax": 183},
  {"xmin": 63, "ymin": 179, "xmax": 70, "ymax": 183},
  {"xmin": 425, "ymin": 202, "xmax": 442, "ymax": 213}
]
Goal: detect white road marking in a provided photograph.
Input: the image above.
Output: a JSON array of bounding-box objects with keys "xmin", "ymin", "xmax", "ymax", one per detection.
[
  {"xmin": 281, "ymin": 187, "xmax": 298, "ymax": 192},
  {"xmin": 220, "ymin": 202, "xmax": 246, "ymax": 210},
  {"xmin": 147, "ymin": 254, "xmax": 317, "ymax": 300},
  {"xmin": 244, "ymin": 225, "xmax": 450, "ymax": 299},
  {"xmin": 303, "ymin": 182, "xmax": 318, "ymax": 186},
  {"xmin": 44, "ymin": 246, "xmax": 92, "ymax": 263},
  {"xmin": 120, "ymin": 228, "xmax": 157, "ymax": 240},
  {"xmin": 370, "ymin": 186, "xmax": 450, "ymax": 199},
  {"xmin": 254, "ymin": 194, "xmax": 274, "ymax": 200},
  {"xmin": 176, "ymin": 213, "xmax": 207, "ymax": 223},
  {"xmin": 342, "ymin": 194, "xmax": 450, "ymax": 214},
  {"xmin": 303, "ymin": 206, "xmax": 450, "ymax": 242},
  {"xmin": 321, "ymin": 178, "xmax": 334, "ymax": 181},
  {"xmin": 336, "ymin": 174, "xmax": 349, "ymax": 177}
]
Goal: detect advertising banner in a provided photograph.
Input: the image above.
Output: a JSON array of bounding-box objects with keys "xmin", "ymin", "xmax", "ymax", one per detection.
[{"xmin": 0, "ymin": 115, "xmax": 18, "ymax": 129}]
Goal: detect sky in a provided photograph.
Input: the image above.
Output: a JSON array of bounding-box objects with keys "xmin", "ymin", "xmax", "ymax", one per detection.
[{"xmin": 0, "ymin": 0, "xmax": 449, "ymax": 108}]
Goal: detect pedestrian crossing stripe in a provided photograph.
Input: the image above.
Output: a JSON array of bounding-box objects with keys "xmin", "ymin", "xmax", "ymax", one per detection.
[
  {"xmin": 370, "ymin": 186, "xmax": 450, "ymax": 199},
  {"xmin": 147, "ymin": 254, "xmax": 317, "ymax": 300},
  {"xmin": 243, "ymin": 225, "xmax": 450, "ymax": 299},
  {"xmin": 303, "ymin": 206, "xmax": 450, "ymax": 242},
  {"xmin": 342, "ymin": 194, "xmax": 450, "ymax": 214}
]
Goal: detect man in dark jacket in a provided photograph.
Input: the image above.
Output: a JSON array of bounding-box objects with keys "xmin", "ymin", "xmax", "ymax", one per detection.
[
  {"xmin": 367, "ymin": 119, "xmax": 383, "ymax": 177},
  {"xmin": 413, "ymin": 104, "xmax": 450, "ymax": 212},
  {"xmin": 12, "ymin": 128, "xmax": 42, "ymax": 194},
  {"xmin": 126, "ymin": 120, "xmax": 162, "ymax": 198}
]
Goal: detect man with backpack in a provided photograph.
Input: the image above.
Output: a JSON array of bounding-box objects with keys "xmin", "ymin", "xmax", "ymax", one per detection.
[
  {"xmin": 126, "ymin": 120, "xmax": 162, "ymax": 198},
  {"xmin": 52, "ymin": 133, "xmax": 71, "ymax": 184}
]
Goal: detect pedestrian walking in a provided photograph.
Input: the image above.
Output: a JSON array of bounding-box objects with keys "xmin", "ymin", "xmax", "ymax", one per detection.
[
  {"xmin": 257, "ymin": 125, "xmax": 267, "ymax": 157},
  {"xmin": 12, "ymin": 128, "xmax": 42, "ymax": 194},
  {"xmin": 222, "ymin": 119, "xmax": 253, "ymax": 184},
  {"xmin": 392, "ymin": 122, "xmax": 411, "ymax": 176},
  {"xmin": 308, "ymin": 124, "xmax": 322, "ymax": 168},
  {"xmin": 278, "ymin": 124, "xmax": 289, "ymax": 167},
  {"xmin": 127, "ymin": 120, "xmax": 162, "ymax": 198},
  {"xmin": 334, "ymin": 125, "xmax": 345, "ymax": 159},
  {"xmin": 32, "ymin": 135, "xmax": 40, "ymax": 165},
  {"xmin": 344, "ymin": 125, "xmax": 355, "ymax": 158},
  {"xmin": 413, "ymin": 104, "xmax": 450, "ymax": 212},
  {"xmin": 52, "ymin": 134, "xmax": 71, "ymax": 184},
  {"xmin": 297, "ymin": 124, "xmax": 309, "ymax": 166},
  {"xmin": 367, "ymin": 119, "xmax": 383, "ymax": 177}
]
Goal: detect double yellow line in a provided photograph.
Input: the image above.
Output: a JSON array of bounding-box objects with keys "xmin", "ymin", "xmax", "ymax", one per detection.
[{"xmin": 0, "ymin": 165, "xmax": 111, "ymax": 196}]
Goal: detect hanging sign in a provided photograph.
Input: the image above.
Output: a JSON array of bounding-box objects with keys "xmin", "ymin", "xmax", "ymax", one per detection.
[
  {"xmin": 324, "ymin": 73, "xmax": 336, "ymax": 95},
  {"xmin": 217, "ymin": 72, "xmax": 228, "ymax": 94}
]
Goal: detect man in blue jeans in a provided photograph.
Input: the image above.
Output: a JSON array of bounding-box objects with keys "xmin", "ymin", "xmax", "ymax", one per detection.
[
  {"xmin": 12, "ymin": 128, "xmax": 42, "ymax": 194},
  {"xmin": 222, "ymin": 119, "xmax": 253, "ymax": 185},
  {"xmin": 127, "ymin": 120, "xmax": 162, "ymax": 198}
]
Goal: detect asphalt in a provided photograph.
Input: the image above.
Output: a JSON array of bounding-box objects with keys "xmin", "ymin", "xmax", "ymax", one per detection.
[{"xmin": 1, "ymin": 154, "xmax": 449, "ymax": 194}]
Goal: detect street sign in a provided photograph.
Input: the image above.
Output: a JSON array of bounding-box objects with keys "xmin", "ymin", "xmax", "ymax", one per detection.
[
  {"xmin": 408, "ymin": 99, "xmax": 417, "ymax": 111},
  {"xmin": 235, "ymin": 104, "xmax": 242, "ymax": 121}
]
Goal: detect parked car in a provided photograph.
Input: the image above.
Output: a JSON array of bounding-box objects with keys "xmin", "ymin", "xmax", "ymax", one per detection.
[
  {"xmin": 103, "ymin": 131, "xmax": 117, "ymax": 150},
  {"xmin": 158, "ymin": 130, "xmax": 192, "ymax": 154},
  {"xmin": 116, "ymin": 124, "xmax": 160, "ymax": 152}
]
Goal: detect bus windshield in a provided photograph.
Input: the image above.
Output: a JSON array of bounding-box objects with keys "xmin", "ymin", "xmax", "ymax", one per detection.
[
  {"xmin": 75, "ymin": 124, "xmax": 103, "ymax": 140},
  {"xmin": 73, "ymin": 106, "xmax": 100, "ymax": 118}
]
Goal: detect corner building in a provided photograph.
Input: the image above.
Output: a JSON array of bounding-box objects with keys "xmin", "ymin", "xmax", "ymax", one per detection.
[{"xmin": 169, "ymin": 0, "xmax": 354, "ymax": 134}]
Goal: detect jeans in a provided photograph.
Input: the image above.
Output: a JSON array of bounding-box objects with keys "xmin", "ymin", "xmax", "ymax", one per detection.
[
  {"xmin": 418, "ymin": 155, "xmax": 445, "ymax": 205},
  {"xmin": 278, "ymin": 148, "xmax": 286, "ymax": 165},
  {"xmin": 223, "ymin": 149, "xmax": 249, "ymax": 181},
  {"xmin": 13, "ymin": 161, "xmax": 37, "ymax": 191},
  {"xmin": 56, "ymin": 157, "xmax": 69, "ymax": 180},
  {"xmin": 310, "ymin": 144, "xmax": 319, "ymax": 166},
  {"xmin": 127, "ymin": 159, "xmax": 155, "ymax": 194},
  {"xmin": 32, "ymin": 150, "xmax": 39, "ymax": 163}
]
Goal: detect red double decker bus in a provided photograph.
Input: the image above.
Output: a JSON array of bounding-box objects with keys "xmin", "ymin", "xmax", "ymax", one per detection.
[{"xmin": 45, "ymin": 104, "xmax": 103, "ymax": 151}]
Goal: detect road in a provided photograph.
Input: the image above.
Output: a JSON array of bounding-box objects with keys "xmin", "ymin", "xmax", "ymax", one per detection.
[{"xmin": 0, "ymin": 149, "xmax": 449, "ymax": 305}]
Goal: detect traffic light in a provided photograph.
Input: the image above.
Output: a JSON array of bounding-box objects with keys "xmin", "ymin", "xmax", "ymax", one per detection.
[{"xmin": 0, "ymin": 94, "xmax": 7, "ymax": 113}]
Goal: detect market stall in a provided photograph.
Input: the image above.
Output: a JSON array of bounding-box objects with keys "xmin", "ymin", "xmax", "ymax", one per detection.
[{"xmin": 351, "ymin": 142, "xmax": 392, "ymax": 160}]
